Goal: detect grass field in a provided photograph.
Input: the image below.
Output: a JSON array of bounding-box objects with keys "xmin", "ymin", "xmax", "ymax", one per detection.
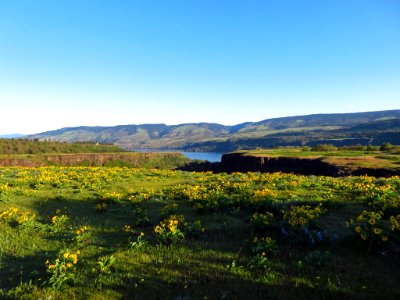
[{"xmin": 0, "ymin": 167, "xmax": 399, "ymax": 299}]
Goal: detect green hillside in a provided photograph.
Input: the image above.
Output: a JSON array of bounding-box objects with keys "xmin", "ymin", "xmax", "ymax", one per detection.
[{"xmin": 27, "ymin": 110, "xmax": 400, "ymax": 152}]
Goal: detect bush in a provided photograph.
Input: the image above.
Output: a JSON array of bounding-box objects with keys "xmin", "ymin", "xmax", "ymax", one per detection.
[
  {"xmin": 366, "ymin": 144, "xmax": 378, "ymax": 151},
  {"xmin": 380, "ymin": 143, "xmax": 393, "ymax": 151},
  {"xmin": 340, "ymin": 144, "xmax": 366, "ymax": 151},
  {"xmin": 311, "ymin": 144, "xmax": 338, "ymax": 152}
]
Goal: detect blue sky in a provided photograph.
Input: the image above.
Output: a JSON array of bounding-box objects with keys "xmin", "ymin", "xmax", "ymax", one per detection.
[{"xmin": 0, "ymin": 0, "xmax": 399, "ymax": 134}]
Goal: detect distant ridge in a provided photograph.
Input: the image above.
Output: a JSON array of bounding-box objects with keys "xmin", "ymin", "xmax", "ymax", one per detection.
[{"xmin": 28, "ymin": 110, "xmax": 400, "ymax": 152}]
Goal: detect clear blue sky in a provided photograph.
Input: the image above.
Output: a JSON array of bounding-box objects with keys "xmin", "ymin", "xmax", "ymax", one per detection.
[{"xmin": 0, "ymin": 0, "xmax": 399, "ymax": 134}]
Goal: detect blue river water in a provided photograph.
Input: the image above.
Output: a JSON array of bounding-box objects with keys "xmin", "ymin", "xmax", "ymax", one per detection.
[
  {"xmin": 133, "ymin": 149, "xmax": 223, "ymax": 163},
  {"xmin": 181, "ymin": 152, "xmax": 222, "ymax": 163}
]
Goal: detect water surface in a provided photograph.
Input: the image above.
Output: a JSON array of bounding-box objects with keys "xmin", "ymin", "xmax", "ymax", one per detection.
[{"xmin": 134, "ymin": 149, "xmax": 222, "ymax": 162}]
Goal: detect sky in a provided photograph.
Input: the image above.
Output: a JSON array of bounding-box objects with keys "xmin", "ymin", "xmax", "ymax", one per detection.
[{"xmin": 0, "ymin": 0, "xmax": 399, "ymax": 134}]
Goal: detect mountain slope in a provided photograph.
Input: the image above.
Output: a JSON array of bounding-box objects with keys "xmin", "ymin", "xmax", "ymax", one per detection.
[{"xmin": 28, "ymin": 110, "xmax": 400, "ymax": 151}]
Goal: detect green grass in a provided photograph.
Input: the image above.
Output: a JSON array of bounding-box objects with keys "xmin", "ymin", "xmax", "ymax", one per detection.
[
  {"xmin": 0, "ymin": 167, "xmax": 399, "ymax": 299},
  {"xmin": 0, "ymin": 152, "xmax": 189, "ymax": 169},
  {"xmin": 0, "ymin": 139, "xmax": 124, "ymax": 155}
]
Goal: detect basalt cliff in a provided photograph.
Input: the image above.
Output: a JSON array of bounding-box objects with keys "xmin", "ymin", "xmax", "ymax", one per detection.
[{"xmin": 179, "ymin": 152, "xmax": 400, "ymax": 177}]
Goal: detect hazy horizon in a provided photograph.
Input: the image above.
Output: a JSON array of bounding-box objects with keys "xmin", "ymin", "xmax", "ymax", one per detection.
[{"xmin": 1, "ymin": 0, "xmax": 399, "ymax": 134}]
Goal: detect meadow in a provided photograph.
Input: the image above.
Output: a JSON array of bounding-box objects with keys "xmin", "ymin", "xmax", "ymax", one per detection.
[{"xmin": 0, "ymin": 166, "xmax": 399, "ymax": 299}]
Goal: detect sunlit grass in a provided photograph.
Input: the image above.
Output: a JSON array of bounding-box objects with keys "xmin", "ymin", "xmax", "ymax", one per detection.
[{"xmin": 0, "ymin": 167, "xmax": 399, "ymax": 299}]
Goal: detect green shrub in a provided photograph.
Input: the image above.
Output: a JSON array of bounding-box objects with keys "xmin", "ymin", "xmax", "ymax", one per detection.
[
  {"xmin": 380, "ymin": 142, "xmax": 393, "ymax": 151},
  {"xmin": 311, "ymin": 144, "xmax": 338, "ymax": 151}
]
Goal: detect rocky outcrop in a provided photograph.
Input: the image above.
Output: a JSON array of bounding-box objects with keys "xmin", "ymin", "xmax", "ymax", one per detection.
[
  {"xmin": 0, "ymin": 157, "xmax": 45, "ymax": 167},
  {"xmin": 43, "ymin": 153, "xmax": 157, "ymax": 166},
  {"xmin": 219, "ymin": 153, "xmax": 341, "ymax": 176}
]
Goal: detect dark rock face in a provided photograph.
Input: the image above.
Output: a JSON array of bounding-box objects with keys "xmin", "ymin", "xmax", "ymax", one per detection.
[
  {"xmin": 219, "ymin": 153, "xmax": 340, "ymax": 176},
  {"xmin": 351, "ymin": 168, "xmax": 400, "ymax": 177},
  {"xmin": 178, "ymin": 153, "xmax": 400, "ymax": 177}
]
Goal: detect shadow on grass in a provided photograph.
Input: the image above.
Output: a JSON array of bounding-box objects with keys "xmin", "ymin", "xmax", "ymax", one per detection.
[
  {"xmin": 0, "ymin": 251, "xmax": 52, "ymax": 290},
  {"xmin": 5, "ymin": 194, "xmax": 397, "ymax": 299},
  {"xmin": 119, "ymin": 259, "xmax": 358, "ymax": 300}
]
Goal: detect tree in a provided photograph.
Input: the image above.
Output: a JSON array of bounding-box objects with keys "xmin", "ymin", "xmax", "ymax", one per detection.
[{"xmin": 379, "ymin": 142, "xmax": 393, "ymax": 151}]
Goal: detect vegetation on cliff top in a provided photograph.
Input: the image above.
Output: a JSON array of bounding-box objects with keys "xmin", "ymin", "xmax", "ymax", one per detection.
[
  {"xmin": 236, "ymin": 145, "xmax": 400, "ymax": 170},
  {"xmin": 0, "ymin": 139, "xmax": 124, "ymax": 155},
  {"xmin": 0, "ymin": 152, "xmax": 189, "ymax": 169}
]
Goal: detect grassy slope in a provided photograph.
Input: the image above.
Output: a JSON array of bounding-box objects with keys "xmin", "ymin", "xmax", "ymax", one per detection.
[{"xmin": 0, "ymin": 168, "xmax": 399, "ymax": 299}]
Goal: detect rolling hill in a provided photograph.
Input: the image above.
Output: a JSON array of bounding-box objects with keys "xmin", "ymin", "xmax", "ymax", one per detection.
[{"xmin": 28, "ymin": 110, "xmax": 400, "ymax": 152}]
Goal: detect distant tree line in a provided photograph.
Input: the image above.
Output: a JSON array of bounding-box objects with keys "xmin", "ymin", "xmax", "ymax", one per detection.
[
  {"xmin": 304, "ymin": 143, "xmax": 398, "ymax": 152},
  {"xmin": 0, "ymin": 139, "xmax": 124, "ymax": 155}
]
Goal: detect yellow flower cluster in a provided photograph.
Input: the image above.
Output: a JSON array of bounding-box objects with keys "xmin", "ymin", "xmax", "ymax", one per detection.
[
  {"xmin": 51, "ymin": 212, "xmax": 69, "ymax": 226},
  {"xmin": 351, "ymin": 210, "xmax": 388, "ymax": 242},
  {"xmin": 76, "ymin": 225, "xmax": 89, "ymax": 236},
  {"xmin": 102, "ymin": 192, "xmax": 123, "ymax": 202},
  {"xmin": 0, "ymin": 183, "xmax": 10, "ymax": 192},
  {"xmin": 154, "ymin": 215, "xmax": 180, "ymax": 234},
  {"xmin": 283, "ymin": 204, "xmax": 324, "ymax": 227},
  {"xmin": 356, "ymin": 210, "xmax": 382, "ymax": 225},
  {"xmin": 390, "ymin": 215, "xmax": 400, "ymax": 231},
  {"xmin": 350, "ymin": 177, "xmax": 399, "ymax": 212},
  {"xmin": 0, "ymin": 207, "xmax": 19, "ymax": 221},
  {"xmin": 0, "ymin": 206, "xmax": 36, "ymax": 225},
  {"xmin": 63, "ymin": 250, "xmax": 80, "ymax": 264},
  {"xmin": 122, "ymin": 224, "xmax": 132, "ymax": 232},
  {"xmin": 253, "ymin": 188, "xmax": 277, "ymax": 199},
  {"xmin": 46, "ymin": 249, "xmax": 80, "ymax": 271},
  {"xmin": 153, "ymin": 215, "xmax": 185, "ymax": 244},
  {"xmin": 1, "ymin": 166, "xmax": 146, "ymax": 193}
]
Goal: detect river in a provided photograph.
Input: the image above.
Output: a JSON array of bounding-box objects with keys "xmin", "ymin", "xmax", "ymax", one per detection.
[{"xmin": 133, "ymin": 149, "xmax": 223, "ymax": 163}]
